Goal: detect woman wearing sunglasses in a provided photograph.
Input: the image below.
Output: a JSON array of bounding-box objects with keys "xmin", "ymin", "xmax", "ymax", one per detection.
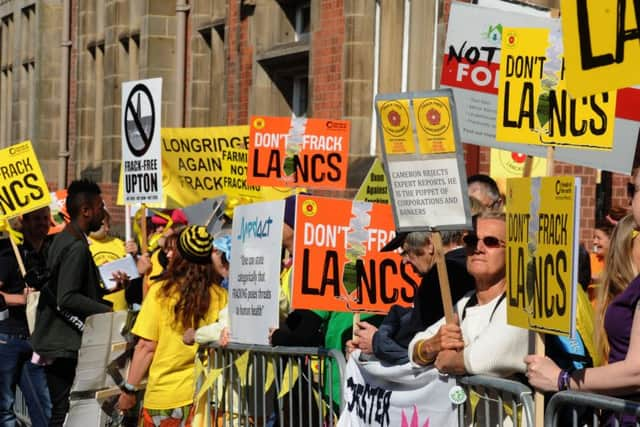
[{"xmin": 408, "ymin": 210, "xmax": 532, "ymax": 379}]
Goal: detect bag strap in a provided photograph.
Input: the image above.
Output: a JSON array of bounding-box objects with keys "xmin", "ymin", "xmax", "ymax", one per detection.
[{"xmin": 462, "ymin": 292, "xmax": 506, "ymax": 322}]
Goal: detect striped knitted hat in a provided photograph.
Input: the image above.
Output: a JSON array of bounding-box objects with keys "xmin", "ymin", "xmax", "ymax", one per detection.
[{"xmin": 178, "ymin": 225, "xmax": 213, "ymax": 264}]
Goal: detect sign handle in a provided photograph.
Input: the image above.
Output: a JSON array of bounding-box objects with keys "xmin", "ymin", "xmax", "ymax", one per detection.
[
  {"xmin": 125, "ymin": 205, "xmax": 132, "ymax": 242},
  {"xmin": 546, "ymin": 146, "xmax": 555, "ymax": 176},
  {"xmin": 534, "ymin": 332, "xmax": 545, "ymax": 426},
  {"xmin": 534, "ymin": 146, "xmax": 555, "ymax": 427},
  {"xmin": 140, "ymin": 205, "xmax": 151, "ymax": 298},
  {"xmin": 432, "ymin": 231, "xmax": 454, "ymax": 324},
  {"xmin": 523, "ymin": 156, "xmax": 534, "ymax": 178},
  {"xmin": 352, "ymin": 312, "xmax": 360, "ymax": 342},
  {"xmin": 8, "ymin": 233, "xmax": 26, "ymax": 277}
]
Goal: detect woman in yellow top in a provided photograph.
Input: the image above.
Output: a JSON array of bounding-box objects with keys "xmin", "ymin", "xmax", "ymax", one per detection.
[{"xmin": 117, "ymin": 225, "xmax": 227, "ymax": 426}]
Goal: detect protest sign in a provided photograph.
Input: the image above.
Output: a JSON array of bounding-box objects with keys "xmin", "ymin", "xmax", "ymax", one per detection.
[
  {"xmin": 247, "ymin": 116, "xmax": 350, "ymax": 189},
  {"xmin": 375, "ymin": 90, "xmax": 471, "ymax": 232},
  {"xmin": 291, "ymin": 195, "xmax": 420, "ymax": 313},
  {"xmin": 354, "ymin": 159, "xmax": 389, "ymax": 204},
  {"xmin": 0, "ymin": 141, "xmax": 51, "ymax": 219},
  {"xmin": 496, "ymin": 26, "xmax": 615, "ymax": 149},
  {"xmin": 118, "ymin": 126, "xmax": 295, "ymax": 209},
  {"xmin": 338, "ymin": 351, "xmax": 457, "ymax": 427},
  {"xmin": 490, "ymin": 149, "xmax": 547, "ymax": 179},
  {"xmin": 441, "ymin": 2, "xmax": 640, "ymax": 174},
  {"xmin": 121, "ymin": 78, "xmax": 163, "ymax": 204},
  {"xmin": 506, "ymin": 176, "xmax": 580, "ymax": 336},
  {"xmin": 561, "ymin": 0, "xmax": 640, "ymax": 97},
  {"xmin": 48, "ymin": 189, "xmax": 69, "ymax": 234},
  {"xmin": 229, "ymin": 200, "xmax": 283, "ymax": 345}
]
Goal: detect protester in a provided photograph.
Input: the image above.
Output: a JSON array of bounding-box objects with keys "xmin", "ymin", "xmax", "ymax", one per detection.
[
  {"xmin": 589, "ymin": 207, "xmax": 628, "ymax": 304},
  {"xmin": 0, "ymin": 207, "xmax": 52, "ymax": 427},
  {"xmin": 89, "ymin": 208, "xmax": 140, "ymax": 311},
  {"xmin": 117, "ymin": 226, "xmax": 227, "ymax": 426},
  {"xmin": 467, "ymin": 174, "xmax": 503, "ymax": 209},
  {"xmin": 525, "ymin": 216, "xmax": 640, "ymax": 390},
  {"xmin": 183, "ymin": 233, "xmax": 232, "ymax": 345},
  {"xmin": 346, "ymin": 229, "xmax": 474, "ymax": 365},
  {"xmin": 409, "ymin": 210, "xmax": 533, "ymax": 378},
  {"xmin": 30, "ymin": 179, "xmax": 117, "ymax": 427},
  {"xmin": 525, "ymin": 170, "xmax": 640, "ymax": 425},
  {"xmin": 146, "ymin": 209, "xmax": 188, "ymax": 283}
]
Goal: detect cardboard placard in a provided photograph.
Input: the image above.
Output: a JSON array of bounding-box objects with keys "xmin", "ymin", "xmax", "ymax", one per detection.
[
  {"xmin": 506, "ymin": 176, "xmax": 580, "ymax": 336},
  {"xmin": 0, "ymin": 141, "xmax": 52, "ymax": 219},
  {"xmin": 248, "ymin": 116, "xmax": 350, "ymax": 189},
  {"xmin": 291, "ymin": 195, "xmax": 420, "ymax": 313}
]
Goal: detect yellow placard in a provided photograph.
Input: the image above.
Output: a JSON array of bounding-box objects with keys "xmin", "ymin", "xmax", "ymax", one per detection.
[
  {"xmin": 117, "ymin": 127, "xmax": 296, "ymax": 209},
  {"xmin": 506, "ymin": 176, "xmax": 577, "ymax": 336},
  {"xmin": 376, "ymin": 99, "xmax": 414, "ymax": 154},
  {"xmin": 561, "ymin": 0, "xmax": 640, "ymax": 97},
  {"xmin": 0, "ymin": 141, "xmax": 52, "ymax": 219},
  {"xmin": 489, "ymin": 149, "xmax": 547, "ymax": 178},
  {"xmin": 413, "ymin": 97, "xmax": 456, "ymax": 154},
  {"xmin": 496, "ymin": 27, "xmax": 616, "ymax": 149},
  {"xmin": 354, "ymin": 158, "xmax": 389, "ymax": 203}
]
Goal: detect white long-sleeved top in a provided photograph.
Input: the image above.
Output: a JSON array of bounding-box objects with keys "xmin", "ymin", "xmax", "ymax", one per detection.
[
  {"xmin": 195, "ymin": 306, "xmax": 229, "ymax": 344},
  {"xmin": 408, "ymin": 291, "xmax": 533, "ymax": 377}
]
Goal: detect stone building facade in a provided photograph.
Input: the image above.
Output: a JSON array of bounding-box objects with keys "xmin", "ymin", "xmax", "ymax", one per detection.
[{"xmin": 0, "ymin": 0, "xmax": 634, "ymax": 243}]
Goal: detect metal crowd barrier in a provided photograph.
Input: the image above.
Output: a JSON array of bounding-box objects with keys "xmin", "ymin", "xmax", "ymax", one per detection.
[
  {"xmin": 545, "ymin": 390, "xmax": 640, "ymax": 426},
  {"xmin": 196, "ymin": 342, "xmax": 346, "ymax": 427},
  {"xmin": 457, "ymin": 374, "xmax": 535, "ymax": 427}
]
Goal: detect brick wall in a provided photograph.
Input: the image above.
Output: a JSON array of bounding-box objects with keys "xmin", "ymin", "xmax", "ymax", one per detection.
[
  {"xmin": 226, "ymin": 1, "xmax": 252, "ymax": 125},
  {"xmin": 311, "ymin": 0, "xmax": 344, "ymax": 118}
]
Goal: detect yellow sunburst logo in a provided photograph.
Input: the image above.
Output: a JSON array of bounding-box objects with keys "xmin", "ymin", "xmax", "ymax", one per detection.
[
  {"xmin": 301, "ymin": 199, "xmax": 318, "ymax": 217},
  {"xmin": 253, "ymin": 117, "xmax": 266, "ymax": 130}
]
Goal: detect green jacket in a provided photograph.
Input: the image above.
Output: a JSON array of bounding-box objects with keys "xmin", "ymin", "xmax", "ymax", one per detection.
[{"xmin": 31, "ymin": 227, "xmax": 111, "ymax": 359}]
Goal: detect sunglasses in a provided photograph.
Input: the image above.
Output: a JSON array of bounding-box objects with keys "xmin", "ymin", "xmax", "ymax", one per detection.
[{"xmin": 463, "ymin": 234, "xmax": 505, "ymax": 251}]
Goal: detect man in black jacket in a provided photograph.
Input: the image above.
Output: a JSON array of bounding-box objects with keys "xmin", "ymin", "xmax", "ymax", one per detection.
[
  {"xmin": 31, "ymin": 179, "xmax": 113, "ymax": 426},
  {"xmin": 348, "ymin": 230, "xmax": 475, "ymax": 365}
]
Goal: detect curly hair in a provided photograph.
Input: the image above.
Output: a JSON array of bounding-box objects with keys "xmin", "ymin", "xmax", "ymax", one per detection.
[
  {"xmin": 158, "ymin": 251, "xmax": 223, "ymax": 331},
  {"xmin": 595, "ymin": 214, "xmax": 639, "ymax": 361}
]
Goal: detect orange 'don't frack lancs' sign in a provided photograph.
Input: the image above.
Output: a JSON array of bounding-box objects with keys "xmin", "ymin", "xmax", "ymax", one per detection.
[
  {"xmin": 291, "ymin": 195, "xmax": 421, "ymax": 313},
  {"xmin": 247, "ymin": 116, "xmax": 350, "ymax": 190}
]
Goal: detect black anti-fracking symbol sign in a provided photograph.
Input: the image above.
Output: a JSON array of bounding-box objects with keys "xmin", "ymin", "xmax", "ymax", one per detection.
[{"xmin": 124, "ymin": 83, "xmax": 156, "ymax": 157}]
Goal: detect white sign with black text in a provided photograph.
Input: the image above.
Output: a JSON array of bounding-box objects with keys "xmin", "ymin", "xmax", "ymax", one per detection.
[
  {"xmin": 229, "ymin": 200, "xmax": 284, "ymax": 345},
  {"xmin": 121, "ymin": 78, "xmax": 163, "ymax": 204}
]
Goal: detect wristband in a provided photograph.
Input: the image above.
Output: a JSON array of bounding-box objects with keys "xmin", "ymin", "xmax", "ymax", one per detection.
[
  {"xmin": 414, "ymin": 340, "xmax": 434, "ymax": 366},
  {"xmin": 120, "ymin": 382, "xmax": 138, "ymax": 395},
  {"xmin": 557, "ymin": 370, "xmax": 571, "ymax": 391}
]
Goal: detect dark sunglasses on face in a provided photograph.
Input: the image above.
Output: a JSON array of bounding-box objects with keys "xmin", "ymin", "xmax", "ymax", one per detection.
[{"xmin": 463, "ymin": 234, "xmax": 505, "ymax": 251}]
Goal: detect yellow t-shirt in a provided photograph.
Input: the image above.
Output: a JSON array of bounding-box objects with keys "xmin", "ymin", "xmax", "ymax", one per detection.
[
  {"xmin": 132, "ymin": 282, "xmax": 228, "ymax": 410},
  {"xmin": 89, "ymin": 236, "xmax": 128, "ymax": 311}
]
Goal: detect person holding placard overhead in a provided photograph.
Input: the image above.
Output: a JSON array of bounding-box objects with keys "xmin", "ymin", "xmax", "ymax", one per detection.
[
  {"xmin": 409, "ymin": 210, "xmax": 533, "ymax": 378},
  {"xmin": 117, "ymin": 226, "xmax": 227, "ymax": 426}
]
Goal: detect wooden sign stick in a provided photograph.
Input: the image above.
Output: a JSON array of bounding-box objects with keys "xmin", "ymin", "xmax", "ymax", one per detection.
[{"xmin": 431, "ymin": 231, "xmax": 454, "ymax": 323}]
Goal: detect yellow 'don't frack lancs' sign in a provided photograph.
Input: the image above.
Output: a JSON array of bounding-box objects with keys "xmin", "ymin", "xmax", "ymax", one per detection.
[
  {"xmin": 506, "ymin": 176, "xmax": 580, "ymax": 337},
  {"xmin": 496, "ymin": 26, "xmax": 616, "ymax": 150},
  {"xmin": 0, "ymin": 141, "xmax": 52, "ymax": 219},
  {"xmin": 561, "ymin": 0, "xmax": 640, "ymax": 97}
]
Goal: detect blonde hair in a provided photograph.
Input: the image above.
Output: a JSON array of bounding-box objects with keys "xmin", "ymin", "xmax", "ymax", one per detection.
[{"xmin": 595, "ymin": 214, "xmax": 639, "ymax": 361}]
